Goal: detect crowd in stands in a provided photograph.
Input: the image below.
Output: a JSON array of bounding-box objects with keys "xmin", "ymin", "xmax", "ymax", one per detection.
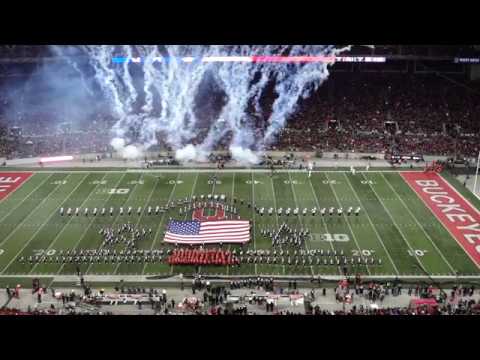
[
  {"xmin": 1, "ymin": 71, "xmax": 480, "ymax": 159},
  {"xmin": 272, "ymin": 72, "xmax": 480, "ymax": 158}
]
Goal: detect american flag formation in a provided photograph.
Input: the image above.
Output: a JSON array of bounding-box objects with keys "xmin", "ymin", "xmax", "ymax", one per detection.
[{"xmin": 164, "ymin": 220, "xmax": 250, "ymax": 245}]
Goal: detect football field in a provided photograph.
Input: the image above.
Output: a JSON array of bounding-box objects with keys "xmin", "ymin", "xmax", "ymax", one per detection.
[{"xmin": 0, "ymin": 168, "xmax": 479, "ymax": 280}]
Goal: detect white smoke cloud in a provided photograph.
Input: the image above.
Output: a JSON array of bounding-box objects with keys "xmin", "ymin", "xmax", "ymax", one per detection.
[
  {"xmin": 111, "ymin": 137, "xmax": 143, "ymax": 159},
  {"xmin": 111, "ymin": 137, "xmax": 126, "ymax": 151},
  {"xmin": 230, "ymin": 146, "xmax": 260, "ymax": 165},
  {"xmin": 175, "ymin": 144, "xmax": 208, "ymax": 163},
  {"xmin": 59, "ymin": 45, "xmax": 360, "ymax": 161}
]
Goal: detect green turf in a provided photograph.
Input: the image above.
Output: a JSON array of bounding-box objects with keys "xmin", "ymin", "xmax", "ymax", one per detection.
[{"xmin": 0, "ymin": 169, "xmax": 479, "ymax": 278}]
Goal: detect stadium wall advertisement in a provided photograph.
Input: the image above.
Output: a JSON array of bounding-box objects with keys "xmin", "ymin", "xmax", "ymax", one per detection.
[
  {"xmin": 0, "ymin": 172, "xmax": 33, "ymax": 201},
  {"xmin": 401, "ymin": 172, "xmax": 480, "ymax": 268}
]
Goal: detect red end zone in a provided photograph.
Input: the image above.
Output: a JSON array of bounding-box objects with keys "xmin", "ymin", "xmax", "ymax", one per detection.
[
  {"xmin": 0, "ymin": 172, "xmax": 33, "ymax": 201},
  {"xmin": 401, "ymin": 171, "xmax": 480, "ymax": 268}
]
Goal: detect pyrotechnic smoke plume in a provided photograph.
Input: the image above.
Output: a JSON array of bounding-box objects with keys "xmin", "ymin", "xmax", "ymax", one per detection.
[{"xmin": 53, "ymin": 45, "xmax": 359, "ymax": 163}]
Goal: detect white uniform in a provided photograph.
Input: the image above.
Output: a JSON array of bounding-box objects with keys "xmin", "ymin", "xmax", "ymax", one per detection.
[
  {"xmin": 60, "ymin": 207, "xmax": 64, "ymax": 215},
  {"xmin": 120, "ymin": 207, "xmax": 124, "ymax": 215},
  {"xmin": 350, "ymin": 166, "xmax": 356, "ymax": 175}
]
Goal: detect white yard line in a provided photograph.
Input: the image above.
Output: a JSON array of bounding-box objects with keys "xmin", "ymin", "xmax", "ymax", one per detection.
[
  {"xmin": 1, "ymin": 273, "xmax": 480, "ymax": 282},
  {"xmin": 28, "ymin": 174, "xmax": 108, "ymax": 274},
  {"xmin": 287, "ymin": 171, "xmax": 314, "ymax": 276},
  {"xmin": 187, "ymin": 173, "xmax": 202, "ymax": 274},
  {"xmin": 54, "ymin": 174, "xmax": 128, "ymax": 275},
  {"xmin": 324, "ymin": 172, "xmax": 371, "ymax": 275},
  {"xmin": 360, "ymin": 172, "xmax": 427, "ymax": 274},
  {"xmin": 1, "ymin": 273, "xmax": 479, "ymax": 281},
  {"xmin": 141, "ymin": 173, "xmax": 181, "ymax": 275},
  {"xmin": 342, "ymin": 173, "xmax": 400, "ymax": 275},
  {"xmin": 268, "ymin": 173, "xmax": 284, "ymax": 275},
  {"xmin": 112, "ymin": 174, "xmax": 159, "ymax": 275},
  {"xmin": 11, "ymin": 169, "xmax": 419, "ymax": 174},
  {"xmin": 381, "ymin": 172, "xmax": 456, "ymax": 275},
  {"xmin": 85, "ymin": 174, "xmax": 145, "ymax": 275},
  {"xmin": 227, "ymin": 172, "xmax": 236, "ymax": 276},
  {"xmin": 0, "ymin": 174, "xmax": 81, "ymax": 274},
  {"xmin": 306, "ymin": 173, "xmax": 341, "ymax": 276},
  {"xmin": 0, "ymin": 173, "xmax": 54, "ymax": 224}
]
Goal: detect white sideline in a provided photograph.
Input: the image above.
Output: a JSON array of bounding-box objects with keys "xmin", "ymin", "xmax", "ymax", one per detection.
[
  {"xmin": 1, "ymin": 274, "xmax": 479, "ymax": 282},
  {"xmin": 381, "ymin": 172, "xmax": 456, "ymax": 274}
]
